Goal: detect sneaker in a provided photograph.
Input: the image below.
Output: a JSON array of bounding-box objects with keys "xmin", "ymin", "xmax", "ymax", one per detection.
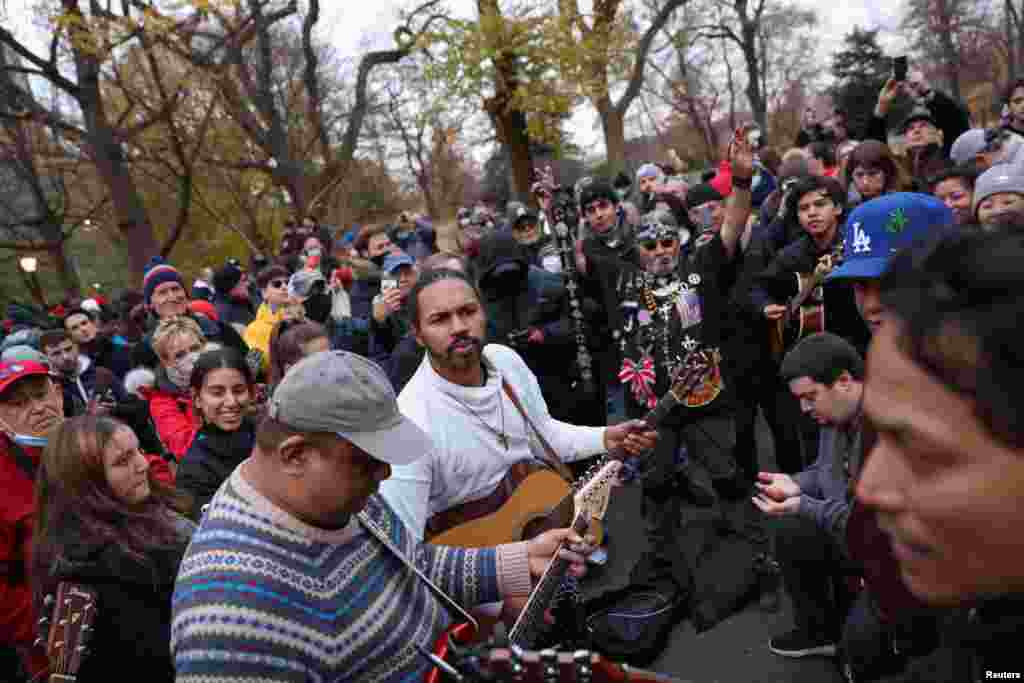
[{"xmin": 769, "ymin": 630, "xmax": 837, "ymax": 658}]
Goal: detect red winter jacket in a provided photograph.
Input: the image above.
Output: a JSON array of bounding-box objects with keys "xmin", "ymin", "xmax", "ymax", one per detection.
[
  {"xmin": 140, "ymin": 371, "xmax": 199, "ymax": 463},
  {"xmin": 0, "ymin": 435, "xmax": 47, "ymax": 677}
]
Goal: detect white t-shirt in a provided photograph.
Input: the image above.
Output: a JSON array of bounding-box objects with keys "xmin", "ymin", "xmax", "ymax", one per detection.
[{"xmin": 380, "ymin": 344, "xmax": 606, "ymax": 541}]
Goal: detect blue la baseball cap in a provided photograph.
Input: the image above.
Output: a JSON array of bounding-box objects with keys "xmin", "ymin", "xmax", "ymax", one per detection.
[
  {"xmin": 828, "ymin": 193, "xmax": 954, "ymax": 281},
  {"xmin": 382, "ymin": 252, "xmax": 415, "ymax": 275}
]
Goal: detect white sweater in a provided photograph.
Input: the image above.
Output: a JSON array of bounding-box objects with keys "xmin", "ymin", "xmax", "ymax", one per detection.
[{"xmin": 381, "ymin": 344, "xmax": 606, "ymax": 541}]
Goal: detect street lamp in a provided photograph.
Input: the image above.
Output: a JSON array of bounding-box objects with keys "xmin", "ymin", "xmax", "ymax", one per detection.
[{"xmin": 18, "ymin": 256, "xmax": 46, "ymax": 308}]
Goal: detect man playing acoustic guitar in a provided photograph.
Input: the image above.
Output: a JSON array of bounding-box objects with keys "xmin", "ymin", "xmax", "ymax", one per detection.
[{"xmin": 380, "ymin": 267, "xmax": 658, "ymax": 545}]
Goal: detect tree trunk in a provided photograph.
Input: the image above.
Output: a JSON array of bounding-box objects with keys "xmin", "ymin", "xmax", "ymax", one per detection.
[
  {"xmin": 936, "ymin": 0, "xmax": 961, "ymax": 101},
  {"xmin": 47, "ymin": 241, "xmax": 81, "ymax": 300},
  {"xmin": 599, "ymin": 98, "xmax": 627, "ymax": 177},
  {"xmin": 740, "ymin": 25, "xmax": 767, "ymax": 129}
]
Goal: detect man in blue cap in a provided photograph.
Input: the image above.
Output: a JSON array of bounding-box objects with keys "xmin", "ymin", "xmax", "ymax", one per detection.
[
  {"xmin": 814, "ymin": 192, "xmax": 954, "ymax": 679},
  {"xmin": 828, "ymin": 192, "xmax": 956, "ymax": 334}
]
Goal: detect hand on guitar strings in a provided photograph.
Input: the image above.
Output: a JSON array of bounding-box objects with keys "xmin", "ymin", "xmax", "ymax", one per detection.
[
  {"xmin": 763, "ymin": 304, "xmax": 787, "ymax": 321},
  {"xmin": 525, "ymin": 528, "xmax": 597, "ymax": 581},
  {"xmin": 603, "ymin": 419, "xmax": 660, "ymax": 456}
]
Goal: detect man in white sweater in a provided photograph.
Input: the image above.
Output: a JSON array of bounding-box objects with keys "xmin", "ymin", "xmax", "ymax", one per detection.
[{"xmin": 380, "ymin": 268, "xmax": 658, "ymax": 542}]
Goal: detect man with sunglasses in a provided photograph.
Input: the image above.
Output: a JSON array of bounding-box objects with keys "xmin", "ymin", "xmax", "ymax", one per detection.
[{"xmin": 243, "ymin": 265, "xmax": 299, "ymax": 373}]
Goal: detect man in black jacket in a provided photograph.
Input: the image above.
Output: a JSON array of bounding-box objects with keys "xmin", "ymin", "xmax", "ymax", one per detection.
[
  {"xmin": 63, "ymin": 308, "xmax": 132, "ymax": 379},
  {"xmin": 856, "ymin": 230, "xmax": 1024, "ymax": 681},
  {"xmin": 212, "ymin": 262, "xmax": 256, "ymax": 333}
]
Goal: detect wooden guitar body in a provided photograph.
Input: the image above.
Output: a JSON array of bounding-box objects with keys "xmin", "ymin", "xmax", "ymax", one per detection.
[
  {"xmin": 428, "ymin": 469, "xmax": 604, "ymax": 548},
  {"xmin": 769, "ymin": 250, "xmax": 839, "ymax": 360}
]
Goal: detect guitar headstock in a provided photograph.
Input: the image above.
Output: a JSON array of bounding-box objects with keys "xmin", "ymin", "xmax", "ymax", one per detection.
[
  {"xmin": 666, "ymin": 348, "xmax": 714, "ymax": 403},
  {"xmin": 572, "ymin": 460, "xmax": 621, "ymax": 529},
  {"xmin": 44, "ymin": 582, "xmax": 98, "ymax": 678}
]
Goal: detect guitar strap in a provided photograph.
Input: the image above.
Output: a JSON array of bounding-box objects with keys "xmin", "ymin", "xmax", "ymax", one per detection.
[
  {"xmin": 356, "ymin": 511, "xmax": 479, "ymax": 632},
  {"xmin": 501, "ymin": 380, "xmax": 574, "ymax": 483}
]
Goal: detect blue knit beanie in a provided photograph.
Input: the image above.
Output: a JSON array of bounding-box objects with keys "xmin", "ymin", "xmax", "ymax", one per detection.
[{"xmin": 142, "ymin": 256, "xmax": 184, "ymax": 305}]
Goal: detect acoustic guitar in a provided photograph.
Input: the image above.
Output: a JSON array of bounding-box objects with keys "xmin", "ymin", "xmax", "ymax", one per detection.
[
  {"xmin": 36, "ymin": 581, "xmax": 99, "ymax": 683},
  {"xmin": 428, "ymin": 350, "xmax": 715, "ymax": 550},
  {"xmin": 424, "ymin": 621, "xmax": 687, "ymax": 682},
  {"xmin": 768, "ymin": 242, "xmax": 844, "ymax": 360}
]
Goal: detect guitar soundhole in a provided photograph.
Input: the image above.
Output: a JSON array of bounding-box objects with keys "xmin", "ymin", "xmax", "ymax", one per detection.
[{"xmin": 521, "ymin": 514, "xmax": 559, "ymax": 541}]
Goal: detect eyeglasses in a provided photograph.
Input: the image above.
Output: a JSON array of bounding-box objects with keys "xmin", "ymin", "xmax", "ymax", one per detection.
[
  {"xmin": 268, "ymin": 279, "xmax": 287, "ymax": 289},
  {"xmin": 640, "ymin": 239, "xmax": 678, "ymax": 250}
]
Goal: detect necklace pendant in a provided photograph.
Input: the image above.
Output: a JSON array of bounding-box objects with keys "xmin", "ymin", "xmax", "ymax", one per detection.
[{"xmin": 499, "ymin": 433, "xmax": 509, "ymax": 450}]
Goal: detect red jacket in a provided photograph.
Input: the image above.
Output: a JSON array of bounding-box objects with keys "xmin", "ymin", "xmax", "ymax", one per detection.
[
  {"xmin": 140, "ymin": 376, "xmax": 198, "ymax": 463},
  {"xmin": 0, "ymin": 435, "xmax": 46, "ymax": 676}
]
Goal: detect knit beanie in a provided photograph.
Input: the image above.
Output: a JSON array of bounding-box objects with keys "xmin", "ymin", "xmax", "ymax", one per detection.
[
  {"xmin": 685, "ymin": 183, "xmax": 725, "ymax": 210},
  {"xmin": 972, "ymin": 164, "xmax": 1024, "ymax": 217},
  {"xmin": 950, "ymin": 128, "xmax": 988, "ymax": 166},
  {"xmin": 213, "ymin": 262, "xmax": 244, "ymax": 294},
  {"xmin": 142, "ymin": 257, "xmax": 184, "ymax": 305},
  {"xmin": 636, "ymin": 163, "xmax": 664, "ymax": 181},
  {"xmin": 578, "ymin": 179, "xmax": 618, "ymax": 209}
]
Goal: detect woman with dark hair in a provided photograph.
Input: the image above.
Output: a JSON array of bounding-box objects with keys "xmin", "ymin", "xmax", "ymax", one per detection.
[
  {"xmin": 176, "ymin": 348, "xmax": 257, "ymax": 520},
  {"xmin": 31, "ymin": 416, "xmax": 193, "ymax": 683},
  {"xmin": 267, "ymin": 319, "xmax": 329, "ymax": 389},
  {"xmin": 842, "ymin": 140, "xmax": 912, "ymax": 206}
]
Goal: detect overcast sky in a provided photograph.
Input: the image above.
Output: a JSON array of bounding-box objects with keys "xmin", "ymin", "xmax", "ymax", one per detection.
[{"xmin": 2, "ymin": 0, "xmax": 909, "ymax": 156}]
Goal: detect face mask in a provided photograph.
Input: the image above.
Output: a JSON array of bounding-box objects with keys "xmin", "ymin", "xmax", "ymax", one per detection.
[
  {"xmin": 12, "ymin": 433, "xmax": 48, "ymax": 448},
  {"xmin": 371, "ymin": 254, "xmax": 388, "ymax": 268},
  {"xmin": 305, "ymin": 247, "xmax": 322, "ymax": 258},
  {"xmin": 167, "ymin": 351, "xmax": 200, "ymax": 389},
  {"xmin": 0, "ymin": 417, "xmax": 49, "ymax": 449},
  {"xmin": 615, "ymin": 188, "xmax": 629, "ymax": 201}
]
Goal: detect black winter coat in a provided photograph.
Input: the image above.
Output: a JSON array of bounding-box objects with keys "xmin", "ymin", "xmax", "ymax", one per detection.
[
  {"xmin": 41, "ymin": 517, "xmax": 193, "ymax": 683},
  {"xmin": 177, "ymin": 419, "xmax": 256, "ymax": 520}
]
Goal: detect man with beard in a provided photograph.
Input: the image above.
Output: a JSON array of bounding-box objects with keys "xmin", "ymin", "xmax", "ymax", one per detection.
[{"xmin": 379, "ymin": 267, "xmax": 658, "ymax": 543}]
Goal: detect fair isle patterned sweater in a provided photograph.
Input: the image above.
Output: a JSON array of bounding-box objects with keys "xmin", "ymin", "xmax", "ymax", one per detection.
[{"xmin": 171, "ymin": 469, "xmax": 532, "ymax": 682}]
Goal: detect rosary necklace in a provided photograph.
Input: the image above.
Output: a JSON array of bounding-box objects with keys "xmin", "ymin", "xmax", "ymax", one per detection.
[{"xmin": 446, "ymin": 385, "xmax": 509, "ymax": 450}]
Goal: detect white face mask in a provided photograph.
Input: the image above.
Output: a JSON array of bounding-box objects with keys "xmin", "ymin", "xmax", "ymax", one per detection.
[{"xmin": 166, "ymin": 351, "xmax": 200, "ymax": 389}]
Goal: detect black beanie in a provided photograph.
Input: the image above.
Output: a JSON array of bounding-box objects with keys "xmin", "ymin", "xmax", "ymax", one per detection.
[
  {"xmin": 579, "ymin": 179, "xmax": 618, "ymax": 209},
  {"xmin": 213, "ymin": 263, "xmax": 243, "ymax": 294},
  {"xmin": 685, "ymin": 183, "xmax": 725, "ymax": 210}
]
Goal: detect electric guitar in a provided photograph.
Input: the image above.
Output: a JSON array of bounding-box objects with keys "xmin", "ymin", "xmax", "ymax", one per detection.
[
  {"xmin": 428, "ymin": 351, "xmax": 715, "ymax": 549},
  {"xmin": 425, "ymin": 623, "xmax": 687, "ymax": 682},
  {"xmin": 768, "ymin": 242, "xmax": 844, "ymax": 360},
  {"xmin": 37, "ymin": 582, "xmax": 99, "ymax": 683}
]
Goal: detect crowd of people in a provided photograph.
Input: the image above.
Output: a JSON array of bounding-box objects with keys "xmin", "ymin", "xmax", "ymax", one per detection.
[{"xmin": 0, "ymin": 71, "xmax": 1022, "ymax": 683}]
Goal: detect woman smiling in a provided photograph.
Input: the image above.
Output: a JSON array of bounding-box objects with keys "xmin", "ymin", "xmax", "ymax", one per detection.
[
  {"xmin": 31, "ymin": 416, "xmax": 194, "ymax": 683},
  {"xmin": 176, "ymin": 348, "xmax": 257, "ymax": 520}
]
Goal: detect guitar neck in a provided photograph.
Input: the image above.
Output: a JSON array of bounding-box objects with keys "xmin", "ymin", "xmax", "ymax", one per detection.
[
  {"xmin": 643, "ymin": 392, "xmax": 680, "ymax": 430},
  {"xmin": 509, "ymin": 513, "xmax": 590, "ymax": 649}
]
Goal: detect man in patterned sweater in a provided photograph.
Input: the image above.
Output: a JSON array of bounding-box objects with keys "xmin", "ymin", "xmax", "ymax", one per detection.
[{"xmin": 171, "ymin": 350, "xmax": 591, "ymax": 682}]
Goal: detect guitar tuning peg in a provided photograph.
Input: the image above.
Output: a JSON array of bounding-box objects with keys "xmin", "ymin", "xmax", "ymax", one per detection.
[
  {"xmin": 37, "ymin": 616, "xmax": 49, "ymax": 625},
  {"xmin": 43, "ymin": 594, "xmax": 54, "ymax": 606},
  {"xmin": 33, "ymin": 637, "xmax": 44, "ymax": 648}
]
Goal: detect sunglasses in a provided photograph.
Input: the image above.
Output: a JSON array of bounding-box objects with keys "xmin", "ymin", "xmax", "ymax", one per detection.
[
  {"xmin": 640, "ymin": 238, "xmax": 678, "ymax": 250},
  {"xmin": 268, "ymin": 279, "xmax": 288, "ymax": 289}
]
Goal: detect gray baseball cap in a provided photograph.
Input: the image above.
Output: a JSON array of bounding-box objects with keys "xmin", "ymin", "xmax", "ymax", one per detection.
[{"xmin": 267, "ymin": 350, "xmax": 430, "ymax": 465}]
